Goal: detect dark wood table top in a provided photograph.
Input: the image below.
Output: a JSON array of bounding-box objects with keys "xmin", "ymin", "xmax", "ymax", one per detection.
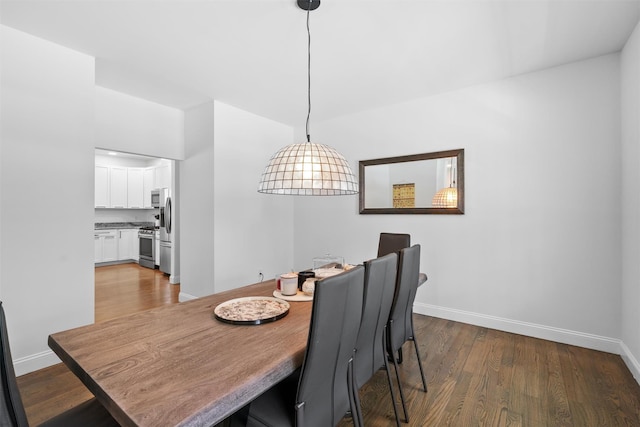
[{"xmin": 48, "ymin": 280, "xmax": 312, "ymax": 427}]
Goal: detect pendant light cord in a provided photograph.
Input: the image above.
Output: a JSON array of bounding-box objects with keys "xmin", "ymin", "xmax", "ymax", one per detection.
[{"xmin": 305, "ymin": 4, "xmax": 312, "ymax": 143}]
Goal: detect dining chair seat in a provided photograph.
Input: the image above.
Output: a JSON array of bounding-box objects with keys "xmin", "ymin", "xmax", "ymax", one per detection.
[
  {"xmin": 230, "ymin": 266, "xmax": 365, "ymax": 427},
  {"xmin": 1, "ymin": 301, "xmax": 119, "ymax": 427}
]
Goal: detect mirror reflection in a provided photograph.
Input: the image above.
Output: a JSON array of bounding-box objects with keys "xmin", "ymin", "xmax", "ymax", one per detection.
[{"xmin": 359, "ymin": 149, "xmax": 464, "ymax": 214}]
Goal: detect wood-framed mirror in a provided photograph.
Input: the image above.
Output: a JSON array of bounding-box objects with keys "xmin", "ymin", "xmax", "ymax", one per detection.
[{"xmin": 359, "ymin": 149, "xmax": 464, "ymax": 214}]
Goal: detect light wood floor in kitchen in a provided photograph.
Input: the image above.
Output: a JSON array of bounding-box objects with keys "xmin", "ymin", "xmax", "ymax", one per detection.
[{"xmin": 17, "ymin": 264, "xmax": 640, "ymax": 426}]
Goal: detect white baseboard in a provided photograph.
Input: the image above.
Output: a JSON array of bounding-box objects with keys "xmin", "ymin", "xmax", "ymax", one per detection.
[
  {"xmin": 620, "ymin": 341, "xmax": 640, "ymax": 384},
  {"xmin": 413, "ymin": 302, "xmax": 622, "ymax": 354},
  {"xmin": 170, "ymin": 274, "xmax": 180, "ymax": 285},
  {"xmin": 14, "ymin": 349, "xmax": 60, "ymax": 377},
  {"xmin": 179, "ymin": 292, "xmax": 197, "ymax": 302}
]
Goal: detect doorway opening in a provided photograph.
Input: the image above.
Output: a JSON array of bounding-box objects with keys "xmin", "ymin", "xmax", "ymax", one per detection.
[{"xmin": 93, "ymin": 148, "xmax": 179, "ymax": 319}]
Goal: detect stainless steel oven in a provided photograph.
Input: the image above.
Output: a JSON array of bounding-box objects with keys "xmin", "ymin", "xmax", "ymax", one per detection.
[{"xmin": 138, "ymin": 227, "xmax": 155, "ymax": 269}]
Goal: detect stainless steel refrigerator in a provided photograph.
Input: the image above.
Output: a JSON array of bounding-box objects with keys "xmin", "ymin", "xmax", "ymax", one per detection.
[{"xmin": 159, "ymin": 188, "xmax": 172, "ymax": 275}]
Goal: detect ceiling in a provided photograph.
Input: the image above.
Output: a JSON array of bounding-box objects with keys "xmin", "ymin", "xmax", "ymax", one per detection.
[{"xmin": 2, "ymin": 0, "xmax": 639, "ymax": 128}]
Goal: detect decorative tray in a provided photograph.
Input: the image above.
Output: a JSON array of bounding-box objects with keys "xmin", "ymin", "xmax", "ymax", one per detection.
[
  {"xmin": 273, "ymin": 290, "xmax": 313, "ymax": 302},
  {"xmin": 214, "ymin": 296, "xmax": 290, "ymax": 325}
]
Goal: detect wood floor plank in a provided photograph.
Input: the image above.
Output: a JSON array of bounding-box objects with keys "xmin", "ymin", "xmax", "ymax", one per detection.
[
  {"xmin": 485, "ymin": 330, "xmax": 517, "ymax": 426},
  {"xmin": 436, "ymin": 324, "xmax": 487, "ymax": 426},
  {"xmin": 457, "ymin": 329, "xmax": 494, "ymax": 425},
  {"xmin": 16, "ymin": 265, "xmax": 640, "ymax": 426},
  {"xmin": 545, "ymin": 343, "xmax": 572, "ymax": 426}
]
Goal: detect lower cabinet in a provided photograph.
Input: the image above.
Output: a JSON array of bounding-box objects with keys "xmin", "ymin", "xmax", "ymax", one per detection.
[
  {"xmin": 118, "ymin": 229, "xmax": 138, "ymax": 261},
  {"xmin": 95, "ymin": 229, "xmax": 139, "ymax": 263},
  {"xmin": 94, "ymin": 230, "xmax": 118, "ymax": 263}
]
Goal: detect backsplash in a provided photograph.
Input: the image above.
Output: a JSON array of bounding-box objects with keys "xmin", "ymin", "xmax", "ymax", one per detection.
[{"xmin": 95, "ymin": 208, "xmax": 158, "ymax": 224}]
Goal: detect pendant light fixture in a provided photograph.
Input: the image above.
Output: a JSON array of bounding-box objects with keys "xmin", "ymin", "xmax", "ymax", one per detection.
[
  {"xmin": 257, "ymin": 0, "xmax": 358, "ymax": 196},
  {"xmin": 432, "ymin": 158, "xmax": 458, "ymax": 208}
]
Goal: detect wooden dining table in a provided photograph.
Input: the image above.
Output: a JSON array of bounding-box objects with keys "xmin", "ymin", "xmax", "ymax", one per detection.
[{"xmin": 48, "ymin": 280, "xmax": 313, "ymax": 427}]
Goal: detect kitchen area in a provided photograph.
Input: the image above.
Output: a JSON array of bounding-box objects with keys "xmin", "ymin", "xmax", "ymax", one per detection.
[{"xmin": 94, "ymin": 149, "xmax": 176, "ymax": 281}]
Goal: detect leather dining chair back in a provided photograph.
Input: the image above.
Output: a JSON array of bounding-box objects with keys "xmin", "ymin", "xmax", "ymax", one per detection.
[
  {"xmin": 232, "ymin": 266, "xmax": 365, "ymax": 427},
  {"xmin": 0, "ymin": 301, "xmax": 118, "ymax": 427},
  {"xmin": 377, "ymin": 233, "xmax": 410, "ymax": 258},
  {"xmin": 386, "ymin": 244, "xmax": 428, "ymax": 423},
  {"xmin": 388, "ymin": 245, "xmax": 420, "ymax": 353},
  {"xmin": 352, "ymin": 253, "xmax": 401, "ymax": 427},
  {"xmin": 296, "ymin": 266, "xmax": 364, "ymax": 426}
]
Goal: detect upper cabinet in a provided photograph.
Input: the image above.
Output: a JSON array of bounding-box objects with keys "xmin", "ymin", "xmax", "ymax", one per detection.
[
  {"xmin": 95, "ymin": 165, "xmax": 110, "ymax": 208},
  {"xmin": 95, "ymin": 151, "xmax": 171, "ymax": 209},
  {"xmin": 127, "ymin": 168, "xmax": 144, "ymax": 209},
  {"xmin": 109, "ymin": 167, "xmax": 128, "ymax": 209},
  {"xmin": 155, "ymin": 164, "xmax": 170, "ymax": 189},
  {"xmin": 96, "ymin": 164, "xmax": 167, "ymax": 209}
]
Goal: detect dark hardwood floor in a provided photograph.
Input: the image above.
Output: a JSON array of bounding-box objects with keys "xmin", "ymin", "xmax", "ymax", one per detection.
[
  {"xmin": 17, "ymin": 264, "xmax": 640, "ymax": 426},
  {"xmin": 338, "ymin": 318, "xmax": 640, "ymax": 426},
  {"xmin": 17, "ymin": 263, "xmax": 179, "ymax": 426}
]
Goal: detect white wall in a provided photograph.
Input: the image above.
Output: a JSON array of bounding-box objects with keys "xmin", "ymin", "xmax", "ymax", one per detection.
[
  {"xmin": 621, "ymin": 20, "xmax": 640, "ymax": 381},
  {"xmin": 213, "ymin": 101, "xmax": 295, "ymax": 294},
  {"xmin": 180, "ymin": 102, "xmax": 216, "ymax": 299},
  {"xmin": 295, "ymin": 54, "xmax": 623, "ymax": 353},
  {"xmin": 0, "ymin": 26, "xmax": 96, "ymax": 375},
  {"xmin": 95, "ymin": 86, "xmax": 185, "ymax": 160},
  {"xmin": 180, "ymin": 101, "xmax": 294, "ymax": 298}
]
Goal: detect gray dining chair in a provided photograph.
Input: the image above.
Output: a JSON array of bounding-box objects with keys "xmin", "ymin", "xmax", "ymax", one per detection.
[
  {"xmin": 0, "ymin": 301, "xmax": 119, "ymax": 427},
  {"xmin": 377, "ymin": 233, "xmax": 428, "ymax": 342},
  {"xmin": 377, "ymin": 232, "xmax": 411, "ymax": 258},
  {"xmin": 386, "ymin": 245, "xmax": 428, "ymax": 423},
  {"xmin": 229, "ymin": 266, "xmax": 365, "ymax": 427},
  {"xmin": 352, "ymin": 253, "xmax": 401, "ymax": 427}
]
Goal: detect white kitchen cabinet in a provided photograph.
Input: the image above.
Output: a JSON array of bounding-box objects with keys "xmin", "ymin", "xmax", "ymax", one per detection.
[
  {"xmin": 155, "ymin": 164, "xmax": 170, "ymax": 190},
  {"xmin": 143, "ymin": 167, "xmax": 155, "ymax": 208},
  {"xmin": 117, "ymin": 229, "xmax": 138, "ymax": 261},
  {"xmin": 95, "ymin": 229, "xmax": 139, "ymax": 263},
  {"xmin": 95, "ymin": 230, "xmax": 118, "ymax": 263},
  {"xmin": 94, "ymin": 234, "xmax": 102, "ymax": 263},
  {"xmin": 109, "ymin": 167, "xmax": 128, "ymax": 209},
  {"xmin": 95, "ymin": 166, "xmax": 110, "ymax": 208},
  {"xmin": 103, "ymin": 233, "xmax": 118, "ymax": 262},
  {"xmin": 96, "ymin": 163, "xmax": 166, "ymax": 209},
  {"xmin": 127, "ymin": 168, "xmax": 144, "ymax": 209}
]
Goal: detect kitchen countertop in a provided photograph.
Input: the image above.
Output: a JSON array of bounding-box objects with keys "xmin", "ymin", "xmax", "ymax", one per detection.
[{"xmin": 94, "ymin": 222, "xmax": 154, "ymax": 230}]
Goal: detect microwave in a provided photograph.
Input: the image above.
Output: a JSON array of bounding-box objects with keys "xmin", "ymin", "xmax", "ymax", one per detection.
[{"xmin": 151, "ymin": 190, "xmax": 161, "ymax": 208}]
